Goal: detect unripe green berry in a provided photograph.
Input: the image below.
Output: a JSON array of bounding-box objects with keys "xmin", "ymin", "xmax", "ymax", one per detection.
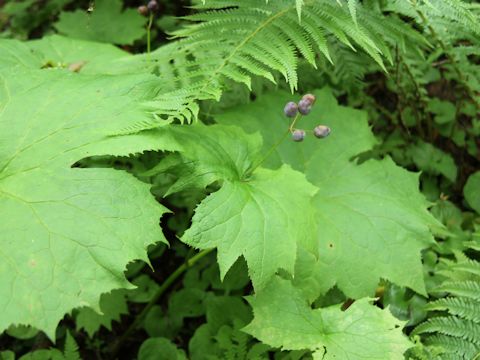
[
  {"xmin": 284, "ymin": 101, "xmax": 298, "ymax": 117},
  {"xmin": 302, "ymin": 93, "xmax": 316, "ymax": 106},
  {"xmin": 292, "ymin": 129, "xmax": 306, "ymax": 142},
  {"xmin": 137, "ymin": 5, "xmax": 149, "ymax": 16},
  {"xmin": 298, "ymin": 99, "xmax": 312, "ymax": 115},
  {"xmin": 147, "ymin": 0, "xmax": 158, "ymax": 12},
  {"xmin": 313, "ymin": 125, "xmax": 331, "ymax": 138}
]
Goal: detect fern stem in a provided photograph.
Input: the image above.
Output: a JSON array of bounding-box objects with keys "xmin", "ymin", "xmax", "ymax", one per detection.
[
  {"xmin": 146, "ymin": 13, "xmax": 154, "ymax": 59},
  {"xmin": 110, "ymin": 248, "xmax": 214, "ymax": 355}
]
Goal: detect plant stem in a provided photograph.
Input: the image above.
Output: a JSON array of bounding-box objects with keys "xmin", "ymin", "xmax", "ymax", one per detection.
[
  {"xmin": 110, "ymin": 248, "xmax": 214, "ymax": 355},
  {"xmin": 288, "ymin": 112, "xmax": 301, "ymax": 132},
  {"xmin": 251, "ymin": 130, "xmax": 290, "ymax": 174},
  {"xmin": 245, "ymin": 113, "xmax": 302, "ymax": 177},
  {"xmin": 244, "ymin": 113, "xmax": 302, "ymax": 178},
  {"xmin": 146, "ymin": 13, "xmax": 154, "ymax": 60}
]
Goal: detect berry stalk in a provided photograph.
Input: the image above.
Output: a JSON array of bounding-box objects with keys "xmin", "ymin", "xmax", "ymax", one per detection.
[
  {"xmin": 289, "ymin": 112, "xmax": 301, "ymax": 133},
  {"xmin": 245, "ymin": 128, "xmax": 290, "ymax": 179},
  {"xmin": 245, "ymin": 111, "xmax": 301, "ymax": 177},
  {"xmin": 146, "ymin": 13, "xmax": 154, "ymax": 59}
]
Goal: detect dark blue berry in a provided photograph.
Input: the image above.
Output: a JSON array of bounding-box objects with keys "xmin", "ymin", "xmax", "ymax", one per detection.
[
  {"xmin": 292, "ymin": 129, "xmax": 306, "ymax": 142},
  {"xmin": 138, "ymin": 5, "xmax": 149, "ymax": 16},
  {"xmin": 298, "ymin": 99, "xmax": 312, "ymax": 115},
  {"xmin": 302, "ymin": 93, "xmax": 316, "ymax": 106},
  {"xmin": 284, "ymin": 101, "xmax": 298, "ymax": 117},
  {"xmin": 313, "ymin": 125, "xmax": 331, "ymax": 139},
  {"xmin": 147, "ymin": 0, "xmax": 158, "ymax": 12}
]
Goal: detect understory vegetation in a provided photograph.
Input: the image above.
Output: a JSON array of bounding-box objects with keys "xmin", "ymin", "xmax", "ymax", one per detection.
[{"xmin": 0, "ymin": 0, "xmax": 479, "ymax": 359}]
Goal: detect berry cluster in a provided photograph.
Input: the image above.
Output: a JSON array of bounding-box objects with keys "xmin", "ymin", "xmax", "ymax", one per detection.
[
  {"xmin": 138, "ymin": 0, "xmax": 159, "ymax": 16},
  {"xmin": 283, "ymin": 94, "xmax": 331, "ymax": 142}
]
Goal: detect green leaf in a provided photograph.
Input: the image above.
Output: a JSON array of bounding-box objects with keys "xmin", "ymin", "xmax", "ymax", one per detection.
[
  {"xmin": 407, "ymin": 141, "xmax": 457, "ymax": 182},
  {"xmin": 204, "ymin": 296, "xmax": 252, "ymax": 333},
  {"xmin": 163, "ymin": 124, "xmax": 263, "ymax": 195},
  {"xmin": 383, "ymin": 284, "xmax": 427, "ymax": 327},
  {"xmin": 183, "ymin": 164, "xmax": 318, "ymax": 290},
  {"xmin": 0, "ymin": 67, "xmax": 177, "ymax": 338},
  {"xmin": 28, "ymin": 35, "xmax": 129, "ymax": 74},
  {"xmin": 18, "ymin": 349, "xmax": 64, "ymax": 360},
  {"xmin": 168, "ymin": 288, "xmax": 209, "ymax": 320},
  {"xmin": 0, "ymin": 39, "xmax": 44, "ymax": 70},
  {"xmin": 244, "ymin": 277, "xmax": 412, "ymax": 359},
  {"xmin": 427, "ymin": 99, "xmax": 456, "ymax": 125},
  {"xmin": 76, "ymin": 289, "xmax": 128, "ymax": 337},
  {"xmin": 144, "ymin": 306, "xmax": 183, "ymax": 339},
  {"xmin": 0, "ymin": 35, "xmax": 153, "ymax": 78},
  {"xmin": 203, "ymin": 257, "xmax": 250, "ymax": 293},
  {"xmin": 138, "ymin": 338, "xmax": 187, "ymax": 360},
  {"xmin": 216, "ymin": 88, "xmax": 441, "ymax": 298},
  {"xmin": 6, "ymin": 324, "xmax": 38, "ymax": 340},
  {"xmin": 310, "ymin": 156, "xmax": 438, "ymax": 297},
  {"xmin": 1, "ymin": 0, "xmax": 66, "ymax": 39},
  {"xmin": 0, "ymin": 351, "xmax": 15, "ymax": 360},
  {"xmin": 54, "ymin": 0, "xmax": 145, "ymax": 45},
  {"xmin": 464, "ymin": 171, "xmax": 480, "ymax": 214},
  {"xmin": 189, "ymin": 324, "xmax": 216, "ymax": 360},
  {"xmin": 127, "ymin": 274, "xmax": 161, "ymax": 303},
  {"xmin": 188, "ymin": 295, "xmax": 254, "ymax": 360}
]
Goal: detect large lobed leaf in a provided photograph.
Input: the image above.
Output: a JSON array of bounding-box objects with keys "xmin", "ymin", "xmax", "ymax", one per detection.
[
  {"xmin": 165, "ymin": 124, "xmax": 319, "ymax": 290},
  {"xmin": 183, "ymin": 164, "xmax": 318, "ymax": 290},
  {"xmin": 245, "ymin": 277, "xmax": 412, "ymax": 360},
  {"xmin": 0, "ymin": 47, "xmax": 178, "ymax": 337},
  {"xmin": 216, "ymin": 88, "xmax": 442, "ymax": 298}
]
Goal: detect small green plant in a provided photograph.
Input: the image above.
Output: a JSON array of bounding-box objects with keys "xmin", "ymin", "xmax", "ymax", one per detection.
[
  {"xmin": 0, "ymin": 1, "xmax": 479, "ymax": 359},
  {"xmin": 408, "ymin": 251, "xmax": 480, "ymax": 359}
]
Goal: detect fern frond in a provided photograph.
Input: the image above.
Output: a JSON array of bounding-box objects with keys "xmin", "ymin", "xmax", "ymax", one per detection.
[
  {"xmin": 426, "ymin": 297, "xmax": 480, "ymax": 323},
  {"xmin": 413, "ymin": 255, "xmax": 480, "ymax": 357},
  {"xmin": 412, "ymin": 316, "xmax": 480, "ymax": 344},
  {"xmin": 63, "ymin": 332, "xmax": 81, "ymax": 360},
  {"xmin": 423, "ymin": 0, "xmax": 480, "ymax": 35},
  {"xmin": 451, "ymin": 259, "xmax": 480, "ymax": 277},
  {"xmin": 347, "ymin": 0, "xmax": 358, "ymax": 26},
  {"xmin": 232, "ymin": 329, "xmax": 249, "ymax": 359},
  {"xmin": 124, "ymin": 0, "xmax": 425, "ymax": 131},
  {"xmin": 424, "ymin": 334, "xmax": 479, "ymax": 359},
  {"xmin": 435, "ymin": 280, "xmax": 480, "ymax": 300},
  {"xmin": 296, "ymin": 0, "xmax": 304, "ymax": 20},
  {"xmin": 387, "ymin": 0, "xmax": 480, "ymax": 42},
  {"xmin": 325, "ymin": 41, "xmax": 374, "ymax": 91}
]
